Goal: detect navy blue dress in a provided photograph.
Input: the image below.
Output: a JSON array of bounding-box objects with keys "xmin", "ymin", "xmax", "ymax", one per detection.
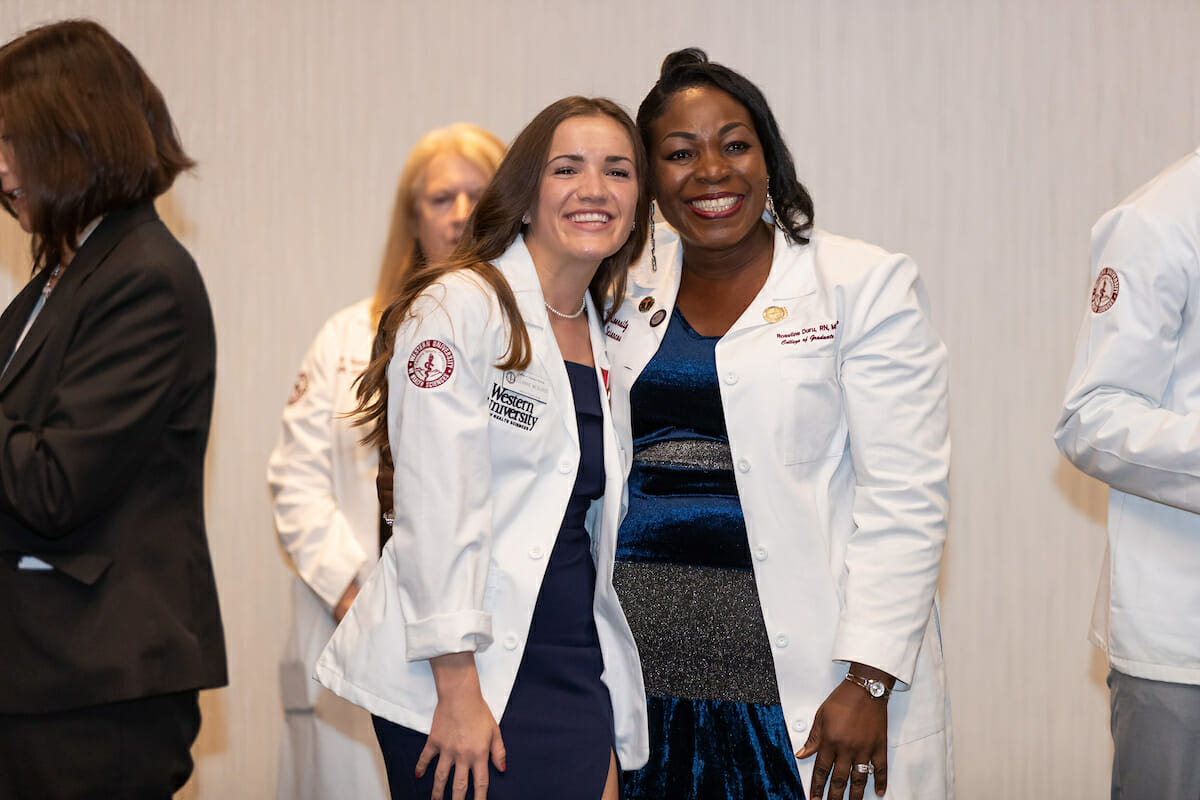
[
  {"xmin": 615, "ymin": 307, "xmax": 806, "ymax": 799},
  {"xmin": 374, "ymin": 360, "xmax": 614, "ymax": 799}
]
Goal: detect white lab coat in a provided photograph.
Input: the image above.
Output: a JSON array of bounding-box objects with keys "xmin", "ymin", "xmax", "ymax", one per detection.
[
  {"xmin": 605, "ymin": 224, "xmax": 953, "ymax": 798},
  {"xmin": 267, "ymin": 298, "xmax": 388, "ymax": 800},
  {"xmin": 1055, "ymin": 147, "xmax": 1200, "ymax": 686},
  {"xmin": 315, "ymin": 237, "xmax": 650, "ymax": 770}
]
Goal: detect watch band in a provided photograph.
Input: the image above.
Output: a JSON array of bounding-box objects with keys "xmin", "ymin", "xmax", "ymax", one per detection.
[{"xmin": 845, "ymin": 673, "xmax": 891, "ymax": 699}]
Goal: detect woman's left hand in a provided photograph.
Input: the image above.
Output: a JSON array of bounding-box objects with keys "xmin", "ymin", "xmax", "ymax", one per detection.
[{"xmin": 794, "ymin": 664, "xmax": 892, "ymax": 800}]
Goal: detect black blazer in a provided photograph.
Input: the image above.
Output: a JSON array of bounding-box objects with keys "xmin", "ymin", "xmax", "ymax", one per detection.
[{"xmin": 0, "ymin": 203, "xmax": 227, "ymax": 713}]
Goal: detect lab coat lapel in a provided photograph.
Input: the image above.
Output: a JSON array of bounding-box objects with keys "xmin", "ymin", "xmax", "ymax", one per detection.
[
  {"xmin": 497, "ymin": 235, "xmax": 575, "ymax": 447},
  {"xmin": 609, "ymin": 226, "xmax": 683, "ymax": 383},
  {"xmin": 725, "ymin": 225, "xmax": 817, "ymax": 337}
]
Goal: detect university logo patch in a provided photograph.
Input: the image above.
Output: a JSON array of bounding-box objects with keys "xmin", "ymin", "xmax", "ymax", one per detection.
[
  {"xmin": 407, "ymin": 340, "xmax": 455, "ymax": 388},
  {"xmin": 1091, "ymin": 267, "xmax": 1119, "ymax": 314},
  {"xmin": 287, "ymin": 372, "xmax": 309, "ymax": 405}
]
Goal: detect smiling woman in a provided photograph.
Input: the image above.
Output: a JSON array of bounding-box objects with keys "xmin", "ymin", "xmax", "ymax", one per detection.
[
  {"xmin": 604, "ymin": 48, "xmax": 954, "ymax": 800},
  {"xmin": 313, "ymin": 96, "xmax": 652, "ymax": 800}
]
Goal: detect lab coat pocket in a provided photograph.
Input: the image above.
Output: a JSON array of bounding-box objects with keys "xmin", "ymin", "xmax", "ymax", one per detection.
[{"xmin": 780, "ymin": 357, "xmax": 844, "ymax": 465}]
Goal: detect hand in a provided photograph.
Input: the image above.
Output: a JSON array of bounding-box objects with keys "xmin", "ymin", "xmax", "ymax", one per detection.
[
  {"xmin": 795, "ymin": 664, "xmax": 892, "ymax": 800},
  {"xmin": 421, "ymin": 652, "xmax": 507, "ymax": 800},
  {"xmin": 332, "ymin": 580, "xmax": 359, "ymax": 623},
  {"xmin": 376, "ymin": 442, "xmax": 394, "ymax": 514}
]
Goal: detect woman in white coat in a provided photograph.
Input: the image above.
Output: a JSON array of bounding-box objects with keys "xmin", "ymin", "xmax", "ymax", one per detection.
[
  {"xmin": 606, "ymin": 49, "xmax": 953, "ymax": 800},
  {"xmin": 315, "ymin": 96, "xmax": 651, "ymax": 800},
  {"xmin": 267, "ymin": 123, "xmax": 505, "ymax": 800}
]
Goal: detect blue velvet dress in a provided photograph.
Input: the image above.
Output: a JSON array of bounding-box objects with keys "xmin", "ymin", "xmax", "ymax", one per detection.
[
  {"xmin": 374, "ymin": 360, "xmax": 614, "ymax": 799},
  {"xmin": 615, "ymin": 307, "xmax": 806, "ymax": 799}
]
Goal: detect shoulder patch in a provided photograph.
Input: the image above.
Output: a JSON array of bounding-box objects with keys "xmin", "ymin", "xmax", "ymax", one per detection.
[
  {"xmin": 407, "ymin": 340, "xmax": 455, "ymax": 388},
  {"xmin": 1091, "ymin": 267, "xmax": 1119, "ymax": 314},
  {"xmin": 287, "ymin": 372, "xmax": 309, "ymax": 405}
]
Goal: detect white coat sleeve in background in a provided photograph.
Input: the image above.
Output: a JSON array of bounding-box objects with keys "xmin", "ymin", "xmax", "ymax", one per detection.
[
  {"xmin": 833, "ymin": 254, "xmax": 951, "ymax": 686},
  {"xmin": 267, "ymin": 317, "xmax": 370, "ymax": 611},
  {"xmin": 1055, "ymin": 205, "xmax": 1200, "ymax": 513},
  {"xmin": 387, "ymin": 282, "xmax": 498, "ymax": 662}
]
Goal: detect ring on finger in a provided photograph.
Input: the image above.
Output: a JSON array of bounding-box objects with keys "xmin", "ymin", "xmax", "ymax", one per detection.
[{"xmin": 854, "ymin": 763, "xmax": 874, "ymax": 775}]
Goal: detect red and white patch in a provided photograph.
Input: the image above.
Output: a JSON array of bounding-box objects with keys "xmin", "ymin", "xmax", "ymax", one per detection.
[
  {"xmin": 407, "ymin": 340, "xmax": 455, "ymax": 388},
  {"xmin": 287, "ymin": 372, "xmax": 309, "ymax": 405},
  {"xmin": 1091, "ymin": 267, "xmax": 1119, "ymax": 314}
]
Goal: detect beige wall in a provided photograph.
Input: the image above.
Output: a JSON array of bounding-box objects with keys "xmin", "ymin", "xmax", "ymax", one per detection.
[{"xmin": 2, "ymin": 1, "xmax": 1198, "ymax": 797}]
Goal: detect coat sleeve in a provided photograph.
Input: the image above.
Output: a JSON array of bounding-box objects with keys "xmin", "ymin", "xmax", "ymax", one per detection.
[
  {"xmin": 267, "ymin": 311, "xmax": 371, "ymax": 611},
  {"xmin": 387, "ymin": 281, "xmax": 500, "ymax": 662},
  {"xmin": 0, "ymin": 263, "xmax": 190, "ymax": 537},
  {"xmin": 1054, "ymin": 204, "xmax": 1200, "ymax": 512},
  {"xmin": 832, "ymin": 254, "xmax": 951, "ymax": 687}
]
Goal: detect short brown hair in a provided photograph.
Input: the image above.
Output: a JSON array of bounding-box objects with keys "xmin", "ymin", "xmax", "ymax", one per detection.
[{"xmin": 0, "ymin": 19, "xmax": 194, "ymax": 271}]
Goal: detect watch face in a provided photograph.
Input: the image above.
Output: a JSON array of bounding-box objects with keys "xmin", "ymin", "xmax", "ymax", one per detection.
[{"xmin": 868, "ymin": 680, "xmax": 885, "ymax": 698}]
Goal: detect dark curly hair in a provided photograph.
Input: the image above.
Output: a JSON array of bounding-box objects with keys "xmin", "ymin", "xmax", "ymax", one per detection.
[{"xmin": 637, "ymin": 47, "xmax": 814, "ymax": 245}]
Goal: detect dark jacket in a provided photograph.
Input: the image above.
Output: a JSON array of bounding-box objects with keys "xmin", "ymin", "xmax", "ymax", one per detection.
[{"xmin": 0, "ymin": 203, "xmax": 226, "ymax": 713}]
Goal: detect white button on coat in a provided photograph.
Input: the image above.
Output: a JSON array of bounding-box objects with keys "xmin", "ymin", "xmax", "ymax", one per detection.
[
  {"xmin": 314, "ymin": 236, "xmax": 650, "ymax": 773},
  {"xmin": 603, "ymin": 224, "xmax": 952, "ymax": 796}
]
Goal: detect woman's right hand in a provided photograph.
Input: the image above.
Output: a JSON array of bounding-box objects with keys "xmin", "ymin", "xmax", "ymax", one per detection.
[{"xmin": 421, "ymin": 652, "xmax": 507, "ymax": 800}]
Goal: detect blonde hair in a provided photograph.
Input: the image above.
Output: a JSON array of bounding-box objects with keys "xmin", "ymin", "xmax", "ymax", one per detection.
[{"xmin": 370, "ymin": 123, "xmax": 507, "ymax": 318}]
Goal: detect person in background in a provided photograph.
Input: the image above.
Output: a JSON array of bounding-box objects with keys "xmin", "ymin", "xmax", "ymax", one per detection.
[
  {"xmin": 267, "ymin": 123, "xmax": 505, "ymax": 800},
  {"xmin": 606, "ymin": 49, "xmax": 953, "ymax": 800},
  {"xmin": 0, "ymin": 19, "xmax": 226, "ymax": 798},
  {"xmin": 1055, "ymin": 147, "xmax": 1200, "ymax": 800},
  {"xmin": 316, "ymin": 96, "xmax": 651, "ymax": 800}
]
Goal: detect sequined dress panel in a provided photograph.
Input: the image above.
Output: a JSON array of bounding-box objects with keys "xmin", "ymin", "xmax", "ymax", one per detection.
[{"xmin": 616, "ymin": 307, "xmax": 805, "ymax": 798}]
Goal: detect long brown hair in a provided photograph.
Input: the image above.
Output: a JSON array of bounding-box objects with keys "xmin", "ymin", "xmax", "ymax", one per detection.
[
  {"xmin": 354, "ymin": 96, "xmax": 650, "ymax": 448},
  {"xmin": 371, "ymin": 124, "xmax": 507, "ymax": 319},
  {"xmin": 0, "ymin": 20, "xmax": 193, "ymax": 271}
]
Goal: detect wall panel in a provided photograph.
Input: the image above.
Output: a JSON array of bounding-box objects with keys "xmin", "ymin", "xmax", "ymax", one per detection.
[{"xmin": 3, "ymin": 2, "xmax": 1197, "ymax": 796}]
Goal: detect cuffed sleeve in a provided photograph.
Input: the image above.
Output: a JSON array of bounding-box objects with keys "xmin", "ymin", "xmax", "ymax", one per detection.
[{"xmin": 386, "ymin": 279, "xmax": 501, "ymax": 661}]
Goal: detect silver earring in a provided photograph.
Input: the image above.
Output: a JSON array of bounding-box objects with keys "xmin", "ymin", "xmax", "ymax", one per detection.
[
  {"xmin": 765, "ymin": 178, "xmax": 777, "ymax": 224},
  {"xmin": 522, "ymin": 214, "xmax": 530, "ymax": 225},
  {"xmin": 649, "ymin": 200, "xmax": 657, "ymax": 272}
]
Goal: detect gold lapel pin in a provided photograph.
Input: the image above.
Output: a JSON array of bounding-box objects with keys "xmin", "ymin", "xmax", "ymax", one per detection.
[{"xmin": 762, "ymin": 305, "xmax": 787, "ymax": 323}]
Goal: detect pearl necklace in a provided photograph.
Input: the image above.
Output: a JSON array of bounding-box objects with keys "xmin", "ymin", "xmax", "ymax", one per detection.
[{"xmin": 544, "ymin": 297, "xmax": 586, "ymax": 319}]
